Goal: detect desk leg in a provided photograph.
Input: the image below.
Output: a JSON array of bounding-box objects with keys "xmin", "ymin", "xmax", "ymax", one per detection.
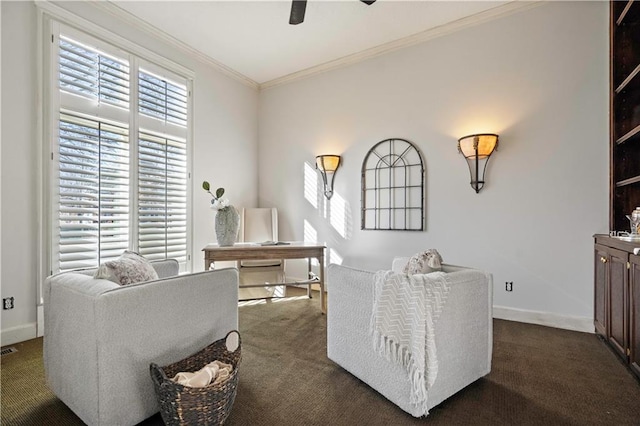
[
  {"xmin": 307, "ymin": 258, "xmax": 313, "ymax": 299},
  {"xmin": 319, "ymin": 252, "xmax": 326, "ymax": 314}
]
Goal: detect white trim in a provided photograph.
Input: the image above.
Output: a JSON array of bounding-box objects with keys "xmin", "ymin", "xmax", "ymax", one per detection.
[
  {"xmin": 261, "ymin": 1, "xmax": 543, "ymax": 90},
  {"xmin": 35, "ymin": 8, "xmax": 49, "ymax": 341},
  {"xmin": 493, "ymin": 305, "xmax": 594, "ymax": 334},
  {"xmin": 36, "ymin": 5, "xmax": 46, "ymax": 306},
  {"xmin": 89, "ymin": 1, "xmax": 259, "ymax": 90},
  {"xmin": 47, "ymin": 20, "xmax": 62, "ymax": 275},
  {"xmin": 1, "ymin": 323, "xmax": 38, "ymax": 346},
  {"xmin": 185, "ymin": 79, "xmax": 194, "ymax": 273},
  {"xmin": 129, "ymin": 55, "xmax": 141, "ymax": 255}
]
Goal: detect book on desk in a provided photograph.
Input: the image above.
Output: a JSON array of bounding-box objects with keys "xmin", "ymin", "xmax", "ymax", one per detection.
[{"xmin": 259, "ymin": 241, "xmax": 291, "ymax": 246}]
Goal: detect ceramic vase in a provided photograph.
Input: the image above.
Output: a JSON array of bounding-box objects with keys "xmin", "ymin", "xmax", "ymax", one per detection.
[{"xmin": 215, "ymin": 206, "xmax": 240, "ymax": 246}]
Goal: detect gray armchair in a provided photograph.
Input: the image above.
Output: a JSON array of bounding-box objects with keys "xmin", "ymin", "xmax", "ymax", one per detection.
[{"xmin": 43, "ymin": 259, "xmax": 239, "ymax": 426}]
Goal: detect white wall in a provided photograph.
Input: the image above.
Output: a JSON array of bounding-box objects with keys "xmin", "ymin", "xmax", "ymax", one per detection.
[
  {"xmin": 0, "ymin": 1, "xmax": 259, "ymax": 344},
  {"xmin": 258, "ymin": 1, "xmax": 609, "ymax": 330},
  {"xmin": 1, "ymin": 1, "xmax": 39, "ymax": 345}
]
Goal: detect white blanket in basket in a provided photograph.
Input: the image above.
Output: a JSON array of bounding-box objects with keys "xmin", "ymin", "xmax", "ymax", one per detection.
[{"xmin": 371, "ymin": 270, "xmax": 451, "ymax": 415}]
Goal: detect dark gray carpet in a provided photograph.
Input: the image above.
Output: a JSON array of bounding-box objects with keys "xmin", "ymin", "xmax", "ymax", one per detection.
[{"xmin": 2, "ymin": 294, "xmax": 639, "ymax": 425}]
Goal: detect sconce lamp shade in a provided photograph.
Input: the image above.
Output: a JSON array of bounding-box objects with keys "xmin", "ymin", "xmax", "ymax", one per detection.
[
  {"xmin": 458, "ymin": 134, "xmax": 499, "ymax": 159},
  {"xmin": 457, "ymin": 134, "xmax": 499, "ymax": 193},
  {"xmin": 316, "ymin": 155, "xmax": 341, "ymax": 173},
  {"xmin": 316, "ymin": 155, "xmax": 341, "ymax": 199}
]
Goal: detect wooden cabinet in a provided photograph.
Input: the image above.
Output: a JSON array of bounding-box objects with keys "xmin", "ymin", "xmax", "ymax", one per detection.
[
  {"xmin": 608, "ymin": 247, "xmax": 629, "ymax": 358},
  {"xmin": 593, "ymin": 235, "xmax": 639, "ymax": 380},
  {"xmin": 610, "ymin": 1, "xmax": 640, "ymax": 232},
  {"xmin": 631, "ymin": 254, "xmax": 640, "ymax": 377}
]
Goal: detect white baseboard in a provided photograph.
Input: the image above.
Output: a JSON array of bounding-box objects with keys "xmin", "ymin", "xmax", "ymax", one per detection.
[
  {"xmin": 1, "ymin": 323, "xmax": 38, "ymax": 346},
  {"xmin": 493, "ymin": 305, "xmax": 594, "ymax": 333}
]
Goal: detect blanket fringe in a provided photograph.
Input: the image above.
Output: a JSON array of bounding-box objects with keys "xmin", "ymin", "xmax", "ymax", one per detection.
[{"xmin": 372, "ymin": 330, "xmax": 430, "ymax": 415}]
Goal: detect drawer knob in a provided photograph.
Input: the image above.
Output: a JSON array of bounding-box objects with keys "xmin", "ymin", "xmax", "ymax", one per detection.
[{"xmin": 600, "ymin": 257, "xmax": 608, "ymax": 263}]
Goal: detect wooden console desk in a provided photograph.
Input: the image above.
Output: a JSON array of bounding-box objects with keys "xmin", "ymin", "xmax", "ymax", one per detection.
[{"xmin": 203, "ymin": 242, "xmax": 326, "ymax": 313}]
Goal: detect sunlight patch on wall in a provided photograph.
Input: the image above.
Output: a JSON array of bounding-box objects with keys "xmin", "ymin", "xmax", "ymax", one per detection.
[
  {"xmin": 304, "ymin": 219, "xmax": 318, "ymax": 243},
  {"xmin": 303, "ymin": 162, "xmax": 319, "ymax": 209},
  {"xmin": 328, "ymin": 192, "xmax": 352, "ymax": 239},
  {"xmin": 304, "ymin": 219, "xmax": 319, "ymax": 267},
  {"xmin": 329, "ymin": 248, "xmax": 343, "ymax": 266}
]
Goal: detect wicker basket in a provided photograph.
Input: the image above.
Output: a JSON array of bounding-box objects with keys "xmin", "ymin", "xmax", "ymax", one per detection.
[{"xmin": 150, "ymin": 330, "xmax": 242, "ymax": 426}]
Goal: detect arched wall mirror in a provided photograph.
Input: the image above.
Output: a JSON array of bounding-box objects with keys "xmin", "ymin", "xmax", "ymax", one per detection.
[{"xmin": 361, "ymin": 138, "xmax": 425, "ymax": 231}]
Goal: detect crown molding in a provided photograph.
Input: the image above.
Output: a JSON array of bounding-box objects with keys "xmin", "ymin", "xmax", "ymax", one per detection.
[
  {"xmin": 260, "ymin": 1, "xmax": 543, "ymax": 91},
  {"xmin": 93, "ymin": 1, "xmax": 259, "ymax": 90},
  {"xmin": 41, "ymin": 1, "xmax": 541, "ymax": 92}
]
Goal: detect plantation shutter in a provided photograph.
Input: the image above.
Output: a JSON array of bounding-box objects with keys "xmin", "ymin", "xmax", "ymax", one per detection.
[
  {"xmin": 57, "ymin": 113, "xmax": 130, "ymax": 271},
  {"xmin": 55, "ymin": 31, "xmax": 131, "ymax": 273},
  {"xmin": 138, "ymin": 131, "xmax": 188, "ymax": 263},
  {"xmin": 139, "ymin": 69, "xmax": 188, "ymax": 127},
  {"xmin": 59, "ymin": 36, "xmax": 130, "ymax": 109},
  {"xmin": 136, "ymin": 65, "xmax": 189, "ymax": 268}
]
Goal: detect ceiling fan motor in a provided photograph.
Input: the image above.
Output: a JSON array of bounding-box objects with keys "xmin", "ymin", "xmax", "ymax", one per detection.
[{"xmin": 290, "ymin": 0, "xmax": 377, "ymax": 25}]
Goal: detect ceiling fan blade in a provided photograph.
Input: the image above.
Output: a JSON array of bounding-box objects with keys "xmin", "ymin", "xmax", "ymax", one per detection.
[
  {"xmin": 290, "ymin": 0, "xmax": 307, "ymax": 25},
  {"xmin": 360, "ymin": 0, "xmax": 376, "ymax": 5}
]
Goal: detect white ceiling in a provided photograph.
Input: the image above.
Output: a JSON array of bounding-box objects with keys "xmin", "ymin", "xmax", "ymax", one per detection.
[{"xmin": 109, "ymin": 0, "xmax": 512, "ymax": 86}]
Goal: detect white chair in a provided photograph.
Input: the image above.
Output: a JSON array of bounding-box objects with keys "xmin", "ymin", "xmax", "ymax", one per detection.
[
  {"xmin": 238, "ymin": 208, "xmax": 285, "ymax": 292},
  {"xmin": 327, "ymin": 258, "xmax": 492, "ymax": 417},
  {"xmin": 43, "ymin": 260, "xmax": 239, "ymax": 425}
]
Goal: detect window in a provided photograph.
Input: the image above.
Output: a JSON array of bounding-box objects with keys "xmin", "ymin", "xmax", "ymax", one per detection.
[{"xmin": 50, "ymin": 23, "xmax": 191, "ymax": 273}]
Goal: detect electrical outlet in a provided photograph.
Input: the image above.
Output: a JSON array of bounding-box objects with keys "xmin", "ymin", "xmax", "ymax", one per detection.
[
  {"xmin": 3, "ymin": 297, "xmax": 15, "ymax": 310},
  {"xmin": 505, "ymin": 282, "xmax": 513, "ymax": 292}
]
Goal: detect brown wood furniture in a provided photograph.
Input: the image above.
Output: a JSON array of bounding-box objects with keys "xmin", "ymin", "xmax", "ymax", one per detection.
[
  {"xmin": 610, "ymin": 1, "xmax": 640, "ymax": 233},
  {"xmin": 203, "ymin": 242, "xmax": 327, "ymax": 313},
  {"xmin": 594, "ymin": 1, "xmax": 640, "ymax": 381},
  {"xmin": 593, "ymin": 235, "xmax": 640, "ymax": 380}
]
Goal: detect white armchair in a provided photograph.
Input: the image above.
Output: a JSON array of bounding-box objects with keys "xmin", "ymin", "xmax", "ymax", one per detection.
[
  {"xmin": 43, "ymin": 260, "xmax": 239, "ymax": 426},
  {"xmin": 327, "ymin": 258, "xmax": 492, "ymax": 417}
]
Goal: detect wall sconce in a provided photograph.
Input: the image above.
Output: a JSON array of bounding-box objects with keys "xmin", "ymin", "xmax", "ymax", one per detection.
[
  {"xmin": 457, "ymin": 133, "xmax": 499, "ymax": 193},
  {"xmin": 316, "ymin": 155, "xmax": 341, "ymax": 199}
]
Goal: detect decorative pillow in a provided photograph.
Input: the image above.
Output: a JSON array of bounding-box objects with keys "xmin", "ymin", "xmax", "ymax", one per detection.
[
  {"xmin": 94, "ymin": 251, "xmax": 159, "ymax": 285},
  {"xmin": 403, "ymin": 249, "xmax": 443, "ymax": 275}
]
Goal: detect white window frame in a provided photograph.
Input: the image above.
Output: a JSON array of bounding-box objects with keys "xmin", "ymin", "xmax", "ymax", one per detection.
[{"xmin": 37, "ymin": 3, "xmax": 194, "ymax": 319}]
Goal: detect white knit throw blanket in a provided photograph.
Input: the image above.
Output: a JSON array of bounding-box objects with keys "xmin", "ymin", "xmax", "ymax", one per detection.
[{"xmin": 371, "ymin": 270, "xmax": 451, "ymax": 416}]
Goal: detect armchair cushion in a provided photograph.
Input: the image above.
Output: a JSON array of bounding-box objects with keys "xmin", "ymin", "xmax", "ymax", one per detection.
[{"xmin": 94, "ymin": 250, "xmax": 159, "ymax": 285}]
